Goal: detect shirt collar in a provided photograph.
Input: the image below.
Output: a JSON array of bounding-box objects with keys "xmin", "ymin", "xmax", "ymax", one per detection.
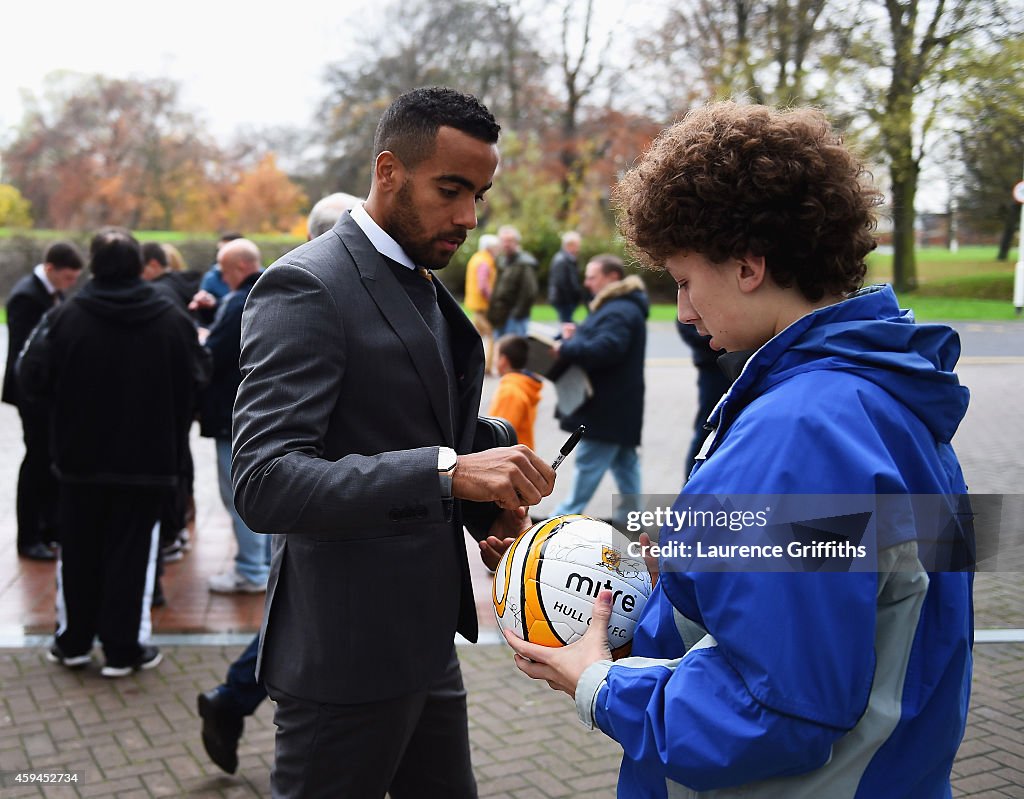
[
  {"xmin": 350, "ymin": 203, "xmax": 417, "ymax": 271},
  {"xmin": 33, "ymin": 263, "xmax": 57, "ymax": 295}
]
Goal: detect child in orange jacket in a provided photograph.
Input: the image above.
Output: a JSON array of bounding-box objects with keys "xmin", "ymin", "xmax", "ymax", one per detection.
[{"xmin": 488, "ymin": 335, "xmax": 543, "ymax": 450}]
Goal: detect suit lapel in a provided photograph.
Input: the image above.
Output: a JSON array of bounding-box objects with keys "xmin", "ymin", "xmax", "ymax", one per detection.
[{"xmin": 335, "ymin": 216, "xmax": 457, "ymax": 446}]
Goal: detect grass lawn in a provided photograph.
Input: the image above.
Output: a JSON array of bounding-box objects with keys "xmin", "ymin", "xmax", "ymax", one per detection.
[
  {"xmin": 866, "ymin": 245, "xmax": 1017, "ymax": 284},
  {"xmin": 3, "ymin": 245, "xmax": 1020, "ymax": 325},
  {"xmin": 529, "ymin": 297, "xmax": 1020, "ymax": 324}
]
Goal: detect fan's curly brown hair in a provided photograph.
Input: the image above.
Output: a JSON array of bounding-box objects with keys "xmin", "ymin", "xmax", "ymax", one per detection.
[{"xmin": 613, "ymin": 102, "xmax": 882, "ymax": 301}]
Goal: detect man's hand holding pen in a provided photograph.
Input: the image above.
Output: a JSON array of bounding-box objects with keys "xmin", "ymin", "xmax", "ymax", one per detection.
[
  {"xmin": 468, "ymin": 427, "xmax": 586, "ymax": 570},
  {"xmin": 453, "ymin": 445, "xmax": 554, "ymax": 511}
]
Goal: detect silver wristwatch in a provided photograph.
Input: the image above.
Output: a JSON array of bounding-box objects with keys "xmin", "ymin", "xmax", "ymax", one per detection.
[{"xmin": 437, "ymin": 446, "xmax": 458, "ymax": 499}]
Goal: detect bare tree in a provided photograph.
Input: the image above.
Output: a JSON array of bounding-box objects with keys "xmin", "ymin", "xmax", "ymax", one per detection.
[
  {"xmin": 317, "ymin": 0, "xmax": 547, "ymax": 194},
  {"xmin": 844, "ymin": 0, "xmax": 1006, "ymax": 290},
  {"xmin": 639, "ymin": 0, "xmax": 830, "ymax": 114},
  {"xmin": 553, "ymin": 0, "xmax": 615, "ymax": 219}
]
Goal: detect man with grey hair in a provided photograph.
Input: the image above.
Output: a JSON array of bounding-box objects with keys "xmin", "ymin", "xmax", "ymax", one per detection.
[
  {"xmin": 307, "ymin": 192, "xmax": 363, "ymax": 239},
  {"xmin": 194, "ymin": 190, "xmax": 368, "ymax": 774},
  {"xmin": 200, "ymin": 239, "xmax": 268, "ymax": 594},
  {"xmin": 547, "ymin": 230, "xmax": 583, "ymax": 323},
  {"xmin": 488, "ymin": 225, "xmax": 538, "ymax": 337}
]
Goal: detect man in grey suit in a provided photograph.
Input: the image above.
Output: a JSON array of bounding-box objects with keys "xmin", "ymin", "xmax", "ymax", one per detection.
[{"xmin": 232, "ymin": 87, "xmax": 555, "ymax": 798}]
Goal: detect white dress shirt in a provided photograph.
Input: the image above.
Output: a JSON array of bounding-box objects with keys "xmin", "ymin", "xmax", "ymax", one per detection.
[{"xmin": 350, "ymin": 203, "xmax": 417, "ymax": 271}]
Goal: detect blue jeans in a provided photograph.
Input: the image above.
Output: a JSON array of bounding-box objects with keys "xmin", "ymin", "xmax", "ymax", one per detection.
[
  {"xmin": 554, "ymin": 438, "xmax": 641, "ymax": 526},
  {"xmin": 221, "ymin": 634, "xmax": 266, "ymax": 715},
  {"xmin": 496, "ymin": 316, "xmax": 529, "ymax": 338},
  {"xmin": 216, "ymin": 438, "xmax": 271, "ymax": 583}
]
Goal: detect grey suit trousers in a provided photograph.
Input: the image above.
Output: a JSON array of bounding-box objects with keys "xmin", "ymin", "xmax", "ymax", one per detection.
[{"xmin": 266, "ymin": 647, "xmax": 476, "ymax": 799}]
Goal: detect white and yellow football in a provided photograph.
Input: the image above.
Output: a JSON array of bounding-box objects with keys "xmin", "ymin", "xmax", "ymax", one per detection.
[{"xmin": 492, "ymin": 515, "xmax": 652, "ymax": 656}]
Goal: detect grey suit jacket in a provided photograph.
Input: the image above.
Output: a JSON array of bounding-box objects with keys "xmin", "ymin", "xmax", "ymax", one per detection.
[{"xmin": 232, "ymin": 214, "xmax": 485, "ymax": 704}]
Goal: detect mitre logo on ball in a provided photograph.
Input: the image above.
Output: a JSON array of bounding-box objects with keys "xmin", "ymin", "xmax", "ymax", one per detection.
[{"xmin": 492, "ymin": 515, "xmax": 652, "ymax": 657}]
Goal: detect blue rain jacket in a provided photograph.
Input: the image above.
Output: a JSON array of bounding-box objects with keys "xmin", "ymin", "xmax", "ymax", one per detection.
[{"xmin": 575, "ymin": 286, "xmax": 974, "ymax": 799}]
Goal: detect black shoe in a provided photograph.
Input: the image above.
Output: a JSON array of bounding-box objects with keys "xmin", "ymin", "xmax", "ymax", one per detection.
[
  {"xmin": 198, "ymin": 689, "xmax": 244, "ymax": 774},
  {"xmin": 46, "ymin": 643, "xmax": 91, "ymax": 669},
  {"xmin": 101, "ymin": 645, "xmax": 162, "ymax": 678},
  {"xmin": 18, "ymin": 542, "xmax": 56, "ymax": 561}
]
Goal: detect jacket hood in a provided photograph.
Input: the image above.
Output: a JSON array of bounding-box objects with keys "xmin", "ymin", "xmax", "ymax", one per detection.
[
  {"xmin": 590, "ymin": 275, "xmax": 650, "ymax": 315},
  {"xmin": 74, "ymin": 278, "xmax": 176, "ymax": 325},
  {"xmin": 503, "ymin": 370, "xmax": 543, "ymax": 400},
  {"xmin": 717, "ymin": 284, "xmax": 969, "ymax": 444}
]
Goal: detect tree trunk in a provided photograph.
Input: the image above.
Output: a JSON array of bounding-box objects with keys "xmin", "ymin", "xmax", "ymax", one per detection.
[
  {"xmin": 997, "ymin": 204, "xmax": 1017, "ymax": 261},
  {"xmin": 890, "ymin": 172, "xmax": 918, "ymax": 292}
]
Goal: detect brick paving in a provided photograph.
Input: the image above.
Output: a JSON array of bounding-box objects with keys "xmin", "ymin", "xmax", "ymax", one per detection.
[
  {"xmin": 0, "ymin": 643, "xmax": 1021, "ymax": 798},
  {"xmin": 0, "ymin": 321, "xmax": 1021, "ymax": 796}
]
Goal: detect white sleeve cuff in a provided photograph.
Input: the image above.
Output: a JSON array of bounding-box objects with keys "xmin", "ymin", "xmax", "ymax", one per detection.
[{"xmin": 575, "ymin": 660, "xmax": 613, "ymax": 730}]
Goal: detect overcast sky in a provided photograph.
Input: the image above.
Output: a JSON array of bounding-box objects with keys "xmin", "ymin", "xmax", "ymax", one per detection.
[
  {"xmin": 0, "ymin": 0, "xmax": 376, "ymax": 141},
  {"xmin": 0, "ymin": 0, "xmax": 640, "ymax": 145}
]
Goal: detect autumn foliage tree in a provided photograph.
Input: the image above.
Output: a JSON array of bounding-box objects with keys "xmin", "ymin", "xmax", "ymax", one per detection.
[
  {"xmin": 0, "ymin": 185, "xmax": 33, "ymax": 228},
  {"xmin": 2, "ymin": 73, "xmax": 308, "ymax": 234},
  {"xmin": 225, "ymin": 154, "xmax": 308, "ymax": 234}
]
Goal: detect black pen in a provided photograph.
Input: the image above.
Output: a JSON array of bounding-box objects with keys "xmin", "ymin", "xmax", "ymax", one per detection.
[{"xmin": 551, "ymin": 425, "xmax": 585, "ymax": 471}]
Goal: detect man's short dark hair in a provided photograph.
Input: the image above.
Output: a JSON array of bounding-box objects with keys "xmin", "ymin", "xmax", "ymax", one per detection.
[
  {"xmin": 43, "ymin": 241, "xmax": 84, "ymax": 271},
  {"xmin": 89, "ymin": 227, "xmax": 143, "ymax": 282},
  {"xmin": 592, "ymin": 254, "xmax": 625, "ymax": 280},
  {"xmin": 141, "ymin": 242, "xmax": 168, "ymax": 268},
  {"xmin": 218, "ymin": 232, "xmax": 243, "ymax": 244},
  {"xmin": 497, "ymin": 335, "xmax": 529, "ymax": 371},
  {"xmin": 373, "ymin": 86, "xmax": 500, "ymax": 169}
]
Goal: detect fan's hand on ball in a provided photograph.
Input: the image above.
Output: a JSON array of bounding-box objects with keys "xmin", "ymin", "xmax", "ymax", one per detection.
[
  {"xmin": 453, "ymin": 446, "xmax": 555, "ymax": 510},
  {"xmin": 479, "ymin": 508, "xmax": 531, "ymax": 571},
  {"xmin": 504, "ymin": 589, "xmax": 614, "ymax": 698},
  {"xmin": 639, "ymin": 532, "xmax": 659, "ymax": 588}
]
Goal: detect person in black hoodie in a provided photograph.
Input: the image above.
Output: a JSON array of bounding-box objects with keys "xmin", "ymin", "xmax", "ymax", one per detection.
[{"xmin": 17, "ymin": 227, "xmax": 210, "ymax": 678}]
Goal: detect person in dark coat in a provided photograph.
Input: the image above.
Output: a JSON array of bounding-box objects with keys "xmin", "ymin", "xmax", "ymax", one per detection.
[
  {"xmin": 553, "ymin": 254, "xmax": 647, "ymax": 524},
  {"xmin": 195, "ymin": 198, "xmax": 363, "ymax": 774},
  {"xmin": 546, "ymin": 231, "xmax": 583, "ymax": 323},
  {"xmin": 198, "ymin": 239, "xmax": 270, "ymax": 594},
  {"xmin": 142, "ymin": 242, "xmax": 201, "ymax": 311},
  {"xmin": 18, "ymin": 227, "xmax": 209, "ymax": 677},
  {"xmin": 141, "ymin": 241, "xmax": 201, "ymax": 564},
  {"xmin": 676, "ymin": 320, "xmax": 731, "ymax": 478},
  {"xmin": 3, "ymin": 241, "xmax": 84, "ymax": 560}
]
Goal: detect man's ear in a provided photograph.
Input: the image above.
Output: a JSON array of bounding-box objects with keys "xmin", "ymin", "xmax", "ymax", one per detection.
[
  {"xmin": 373, "ymin": 151, "xmax": 404, "ymax": 193},
  {"xmin": 736, "ymin": 253, "xmax": 767, "ymax": 294}
]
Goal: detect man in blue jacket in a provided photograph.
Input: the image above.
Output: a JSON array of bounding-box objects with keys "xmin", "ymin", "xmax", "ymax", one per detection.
[
  {"xmin": 553, "ymin": 254, "xmax": 647, "ymax": 525},
  {"xmin": 505, "ymin": 103, "xmax": 974, "ymax": 799},
  {"xmin": 198, "ymin": 238, "xmax": 268, "ymax": 594}
]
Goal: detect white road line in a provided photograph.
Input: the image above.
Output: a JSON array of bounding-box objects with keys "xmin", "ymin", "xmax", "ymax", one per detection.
[{"xmin": 1, "ymin": 628, "xmax": 1020, "ymax": 648}]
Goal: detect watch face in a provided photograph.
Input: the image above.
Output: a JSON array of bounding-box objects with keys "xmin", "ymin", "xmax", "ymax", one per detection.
[{"xmin": 439, "ymin": 448, "xmax": 458, "ymax": 472}]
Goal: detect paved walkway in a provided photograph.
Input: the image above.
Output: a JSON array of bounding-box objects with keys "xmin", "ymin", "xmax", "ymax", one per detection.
[{"xmin": 1, "ymin": 321, "xmax": 1021, "ymax": 797}]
